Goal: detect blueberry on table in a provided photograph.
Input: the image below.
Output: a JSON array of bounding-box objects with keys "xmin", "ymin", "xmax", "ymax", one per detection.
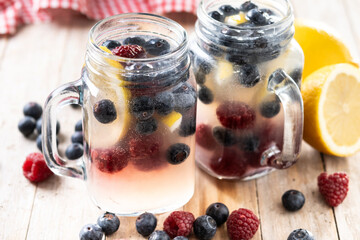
[
  {"xmin": 282, "ymin": 190, "xmax": 305, "ymax": 212},
  {"xmin": 166, "ymin": 143, "xmax": 191, "ymax": 165},
  {"xmin": 240, "ymin": 1, "xmax": 258, "ymax": 11},
  {"xmin": 154, "ymin": 92, "xmax": 175, "ymax": 116},
  {"xmin": 18, "ymin": 116, "xmax": 36, "ymax": 137},
  {"xmin": 212, "ymin": 126, "xmax": 237, "ymax": 146},
  {"xmin": 209, "ymin": 11, "xmax": 224, "ymax": 22},
  {"xmin": 97, "ymin": 212, "xmax": 120, "ymax": 235},
  {"xmin": 23, "ymin": 102, "xmax": 42, "ymax": 120},
  {"xmin": 123, "ymin": 36, "xmax": 146, "ymax": 46},
  {"xmin": 79, "ymin": 224, "xmax": 104, "ymax": 240},
  {"xmin": 102, "ymin": 39, "xmax": 121, "ymax": 50},
  {"xmin": 173, "ymin": 237, "xmax": 189, "ymax": 240},
  {"xmin": 148, "ymin": 230, "xmax": 171, "ymax": 240},
  {"xmin": 144, "ymin": 38, "xmax": 170, "ymax": 56},
  {"xmin": 246, "ymin": 8, "xmax": 269, "ymax": 25},
  {"xmin": 130, "ymin": 96, "xmax": 155, "ymax": 120},
  {"xmin": 287, "ymin": 229, "xmax": 314, "ymax": 240},
  {"xmin": 206, "ymin": 202, "xmax": 229, "ymax": 226},
  {"xmin": 260, "ymin": 96, "xmax": 281, "ymax": 118},
  {"xmin": 236, "ymin": 63, "xmax": 260, "ymax": 87},
  {"xmin": 135, "ymin": 117, "xmax": 158, "ymax": 135},
  {"xmin": 71, "ymin": 131, "xmax": 84, "ymax": 145},
  {"xmin": 36, "ymin": 118, "xmax": 60, "ymax": 135},
  {"xmin": 193, "ymin": 215, "xmax": 217, "ymax": 240},
  {"xmin": 65, "ymin": 143, "xmax": 83, "ymax": 160},
  {"xmin": 219, "ymin": 5, "xmax": 238, "ymax": 16},
  {"xmin": 36, "ymin": 134, "xmax": 42, "ymax": 152},
  {"xmin": 136, "ymin": 212, "xmax": 157, "ymax": 237},
  {"xmin": 198, "ymin": 86, "xmax": 214, "ymax": 104},
  {"xmin": 75, "ymin": 119, "xmax": 83, "ymax": 132},
  {"xmin": 93, "ymin": 99, "xmax": 117, "ymax": 124},
  {"xmin": 238, "ymin": 135, "xmax": 260, "ymax": 152}
]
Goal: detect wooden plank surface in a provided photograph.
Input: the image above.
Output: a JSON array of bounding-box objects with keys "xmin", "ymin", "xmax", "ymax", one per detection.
[{"xmin": 0, "ymin": 2, "xmax": 359, "ymax": 240}]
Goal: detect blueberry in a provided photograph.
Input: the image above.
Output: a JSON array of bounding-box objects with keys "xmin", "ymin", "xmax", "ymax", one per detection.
[
  {"xmin": 36, "ymin": 118, "xmax": 60, "ymax": 135},
  {"xmin": 195, "ymin": 71, "xmax": 206, "ymax": 85},
  {"xmin": 144, "ymin": 38, "xmax": 170, "ymax": 56},
  {"xmin": 79, "ymin": 224, "xmax": 103, "ymax": 240},
  {"xmin": 65, "ymin": 143, "xmax": 83, "ymax": 160},
  {"xmin": 36, "ymin": 134, "xmax": 42, "ymax": 152},
  {"xmin": 148, "ymin": 230, "xmax": 171, "ymax": 240},
  {"xmin": 198, "ymin": 60, "xmax": 212, "ymax": 75},
  {"xmin": 179, "ymin": 116, "xmax": 196, "ymax": 137},
  {"xmin": 18, "ymin": 116, "xmax": 36, "ymax": 137},
  {"xmin": 93, "ymin": 99, "xmax": 117, "ymax": 124},
  {"xmin": 173, "ymin": 237, "xmax": 189, "ymax": 240},
  {"xmin": 198, "ymin": 86, "xmax": 214, "ymax": 104},
  {"xmin": 246, "ymin": 8, "xmax": 269, "ymax": 25},
  {"xmin": 102, "ymin": 40, "xmax": 121, "ymax": 50},
  {"xmin": 240, "ymin": 1, "xmax": 258, "ymax": 11},
  {"xmin": 135, "ymin": 118, "xmax": 157, "ymax": 135},
  {"xmin": 282, "ymin": 190, "xmax": 305, "ymax": 212},
  {"xmin": 193, "ymin": 215, "xmax": 217, "ymax": 240},
  {"xmin": 130, "ymin": 96, "xmax": 155, "ymax": 120},
  {"xmin": 205, "ymin": 202, "xmax": 229, "ymax": 226},
  {"xmin": 136, "ymin": 212, "xmax": 157, "ymax": 237},
  {"xmin": 166, "ymin": 143, "xmax": 190, "ymax": 165},
  {"xmin": 154, "ymin": 92, "xmax": 174, "ymax": 115},
  {"xmin": 238, "ymin": 135, "xmax": 260, "ymax": 152},
  {"xmin": 212, "ymin": 127, "xmax": 237, "ymax": 146},
  {"xmin": 209, "ymin": 11, "xmax": 224, "ymax": 22},
  {"xmin": 236, "ymin": 64, "xmax": 260, "ymax": 87},
  {"xmin": 123, "ymin": 37, "xmax": 146, "ymax": 46},
  {"xmin": 254, "ymin": 37, "xmax": 268, "ymax": 49},
  {"xmin": 219, "ymin": 5, "xmax": 238, "ymax": 16},
  {"xmin": 97, "ymin": 212, "xmax": 120, "ymax": 235},
  {"xmin": 75, "ymin": 120, "xmax": 83, "ymax": 132},
  {"xmin": 260, "ymin": 8, "xmax": 275, "ymax": 16},
  {"xmin": 71, "ymin": 131, "xmax": 84, "ymax": 145},
  {"xmin": 23, "ymin": 102, "xmax": 42, "ymax": 120},
  {"xmin": 287, "ymin": 229, "xmax": 314, "ymax": 240},
  {"xmin": 260, "ymin": 96, "xmax": 281, "ymax": 118},
  {"xmin": 172, "ymin": 83, "xmax": 197, "ymax": 112},
  {"xmin": 290, "ymin": 68, "xmax": 303, "ymax": 88}
]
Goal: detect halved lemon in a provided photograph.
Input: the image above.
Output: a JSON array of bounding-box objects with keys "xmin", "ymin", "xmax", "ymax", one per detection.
[{"xmin": 302, "ymin": 63, "xmax": 360, "ymax": 156}]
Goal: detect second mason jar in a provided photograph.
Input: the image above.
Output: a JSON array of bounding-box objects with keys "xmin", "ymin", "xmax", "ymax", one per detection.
[{"xmin": 191, "ymin": 0, "xmax": 304, "ymax": 180}]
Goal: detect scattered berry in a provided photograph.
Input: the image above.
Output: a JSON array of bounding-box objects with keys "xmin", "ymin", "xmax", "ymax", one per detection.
[
  {"xmin": 36, "ymin": 118, "xmax": 42, "ymax": 134},
  {"xmin": 136, "ymin": 212, "xmax": 157, "ymax": 237},
  {"xmin": 173, "ymin": 237, "xmax": 189, "ymax": 240},
  {"xmin": 102, "ymin": 39, "xmax": 121, "ymax": 50},
  {"xmin": 246, "ymin": 8, "xmax": 268, "ymax": 25},
  {"xmin": 260, "ymin": 96, "xmax": 281, "ymax": 118},
  {"xmin": 318, "ymin": 172, "xmax": 349, "ymax": 207},
  {"xmin": 18, "ymin": 116, "xmax": 36, "ymax": 137},
  {"xmin": 166, "ymin": 143, "xmax": 190, "ymax": 165},
  {"xmin": 282, "ymin": 190, "xmax": 305, "ymax": 211},
  {"xmin": 154, "ymin": 92, "xmax": 175, "ymax": 115},
  {"xmin": 206, "ymin": 202, "xmax": 229, "ymax": 226},
  {"xmin": 209, "ymin": 11, "xmax": 224, "ymax": 22},
  {"xmin": 112, "ymin": 45, "xmax": 146, "ymax": 58},
  {"xmin": 236, "ymin": 64, "xmax": 260, "ymax": 87},
  {"xmin": 79, "ymin": 224, "xmax": 103, "ymax": 240},
  {"xmin": 212, "ymin": 127, "xmax": 237, "ymax": 146},
  {"xmin": 173, "ymin": 83, "xmax": 197, "ymax": 112},
  {"xmin": 93, "ymin": 99, "xmax": 117, "ymax": 124},
  {"xmin": 227, "ymin": 208, "xmax": 259, "ymax": 240},
  {"xmin": 92, "ymin": 146, "xmax": 129, "ymax": 173},
  {"xmin": 135, "ymin": 117, "xmax": 158, "ymax": 135},
  {"xmin": 216, "ymin": 102, "xmax": 256, "ymax": 130},
  {"xmin": 196, "ymin": 124, "xmax": 217, "ymax": 149},
  {"xmin": 149, "ymin": 230, "xmax": 171, "ymax": 240},
  {"xmin": 237, "ymin": 135, "xmax": 260, "ymax": 152},
  {"xmin": 179, "ymin": 116, "xmax": 196, "ymax": 137},
  {"xmin": 287, "ymin": 229, "xmax": 314, "ymax": 240},
  {"xmin": 22, "ymin": 152, "xmax": 53, "ymax": 183},
  {"xmin": 23, "ymin": 102, "xmax": 42, "ymax": 120},
  {"xmin": 198, "ymin": 86, "xmax": 214, "ymax": 104},
  {"xmin": 240, "ymin": 1, "xmax": 258, "ymax": 11},
  {"xmin": 144, "ymin": 38, "xmax": 170, "ymax": 56},
  {"xmin": 71, "ymin": 131, "xmax": 84, "ymax": 145},
  {"xmin": 36, "ymin": 134, "xmax": 42, "ymax": 152},
  {"xmin": 163, "ymin": 211, "xmax": 195, "ymax": 238},
  {"xmin": 97, "ymin": 212, "xmax": 120, "ymax": 235},
  {"xmin": 123, "ymin": 37, "xmax": 146, "ymax": 46},
  {"xmin": 193, "ymin": 215, "xmax": 217, "ymax": 240},
  {"xmin": 65, "ymin": 143, "xmax": 83, "ymax": 160},
  {"xmin": 219, "ymin": 5, "xmax": 238, "ymax": 16},
  {"xmin": 130, "ymin": 96, "xmax": 155, "ymax": 120},
  {"xmin": 210, "ymin": 148, "xmax": 246, "ymax": 177},
  {"xmin": 75, "ymin": 120, "xmax": 83, "ymax": 131}
]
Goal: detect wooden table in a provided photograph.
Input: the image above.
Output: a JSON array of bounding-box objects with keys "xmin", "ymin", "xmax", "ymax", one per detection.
[{"xmin": 1, "ymin": 1, "xmax": 359, "ymax": 239}]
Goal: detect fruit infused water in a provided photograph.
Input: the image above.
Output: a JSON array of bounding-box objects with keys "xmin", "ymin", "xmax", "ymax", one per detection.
[{"xmin": 191, "ymin": 0, "xmax": 304, "ymax": 179}]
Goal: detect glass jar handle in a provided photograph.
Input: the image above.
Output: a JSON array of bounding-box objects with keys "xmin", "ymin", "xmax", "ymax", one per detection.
[
  {"xmin": 263, "ymin": 69, "xmax": 304, "ymax": 169},
  {"xmin": 42, "ymin": 79, "xmax": 85, "ymax": 180}
]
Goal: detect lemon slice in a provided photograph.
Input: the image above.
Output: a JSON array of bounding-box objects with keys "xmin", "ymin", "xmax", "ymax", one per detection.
[
  {"xmin": 302, "ymin": 63, "xmax": 360, "ymax": 156},
  {"xmin": 226, "ymin": 12, "xmax": 246, "ymax": 25},
  {"xmin": 294, "ymin": 19, "xmax": 354, "ymax": 80},
  {"xmin": 215, "ymin": 60, "xmax": 233, "ymax": 85},
  {"xmin": 158, "ymin": 111, "xmax": 182, "ymax": 132}
]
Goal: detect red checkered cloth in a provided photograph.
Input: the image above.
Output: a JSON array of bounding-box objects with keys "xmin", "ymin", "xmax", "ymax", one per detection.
[{"xmin": 0, "ymin": 0, "xmax": 198, "ymax": 35}]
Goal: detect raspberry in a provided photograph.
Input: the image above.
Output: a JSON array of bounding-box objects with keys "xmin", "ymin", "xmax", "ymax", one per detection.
[
  {"xmin": 91, "ymin": 146, "xmax": 129, "ymax": 173},
  {"xmin": 22, "ymin": 152, "xmax": 53, "ymax": 183},
  {"xmin": 163, "ymin": 211, "xmax": 195, "ymax": 238},
  {"xmin": 196, "ymin": 124, "xmax": 217, "ymax": 149},
  {"xmin": 210, "ymin": 148, "xmax": 247, "ymax": 177},
  {"xmin": 111, "ymin": 45, "xmax": 146, "ymax": 58},
  {"xmin": 318, "ymin": 172, "xmax": 349, "ymax": 207},
  {"xmin": 227, "ymin": 208, "xmax": 259, "ymax": 240},
  {"xmin": 216, "ymin": 101, "xmax": 255, "ymax": 129}
]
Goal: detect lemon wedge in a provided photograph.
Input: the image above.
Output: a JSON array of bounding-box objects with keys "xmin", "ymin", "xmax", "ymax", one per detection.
[
  {"xmin": 226, "ymin": 12, "xmax": 247, "ymax": 25},
  {"xmin": 215, "ymin": 60, "xmax": 233, "ymax": 85},
  {"xmin": 99, "ymin": 46, "xmax": 123, "ymax": 69},
  {"xmin": 302, "ymin": 63, "xmax": 360, "ymax": 156},
  {"xmin": 158, "ymin": 111, "xmax": 182, "ymax": 132}
]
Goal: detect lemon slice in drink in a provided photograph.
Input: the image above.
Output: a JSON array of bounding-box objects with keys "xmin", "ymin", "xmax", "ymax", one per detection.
[
  {"xmin": 158, "ymin": 111, "xmax": 182, "ymax": 132},
  {"xmin": 302, "ymin": 63, "xmax": 360, "ymax": 156}
]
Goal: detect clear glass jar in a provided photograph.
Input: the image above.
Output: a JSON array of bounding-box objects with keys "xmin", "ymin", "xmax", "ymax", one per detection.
[
  {"xmin": 42, "ymin": 14, "xmax": 196, "ymax": 215},
  {"xmin": 191, "ymin": 0, "xmax": 304, "ymax": 180}
]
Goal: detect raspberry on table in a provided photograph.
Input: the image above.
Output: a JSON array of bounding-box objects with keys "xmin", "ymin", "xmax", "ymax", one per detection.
[
  {"xmin": 163, "ymin": 211, "xmax": 195, "ymax": 238},
  {"xmin": 317, "ymin": 172, "xmax": 349, "ymax": 207},
  {"xmin": 196, "ymin": 124, "xmax": 217, "ymax": 149},
  {"xmin": 22, "ymin": 152, "xmax": 53, "ymax": 183},
  {"xmin": 112, "ymin": 45, "xmax": 146, "ymax": 58},
  {"xmin": 226, "ymin": 208, "xmax": 259, "ymax": 240},
  {"xmin": 91, "ymin": 146, "xmax": 129, "ymax": 173},
  {"xmin": 216, "ymin": 101, "xmax": 256, "ymax": 130}
]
